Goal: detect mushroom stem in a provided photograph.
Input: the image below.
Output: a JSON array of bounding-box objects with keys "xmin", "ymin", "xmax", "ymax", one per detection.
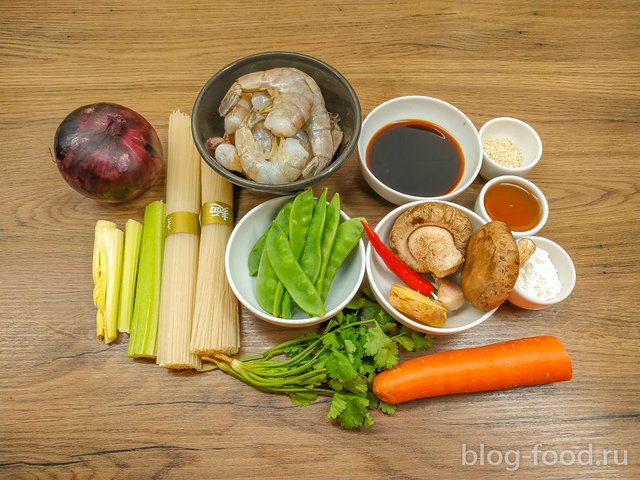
[{"xmin": 517, "ymin": 238, "xmax": 536, "ymax": 266}]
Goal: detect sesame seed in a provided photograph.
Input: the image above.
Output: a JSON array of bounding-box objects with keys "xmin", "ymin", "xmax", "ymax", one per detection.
[{"xmin": 483, "ymin": 137, "xmax": 524, "ymax": 168}]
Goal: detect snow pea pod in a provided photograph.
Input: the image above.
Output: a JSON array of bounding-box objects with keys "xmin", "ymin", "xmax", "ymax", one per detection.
[
  {"xmin": 289, "ymin": 187, "xmax": 314, "ymax": 260},
  {"xmin": 267, "ymin": 223, "xmax": 325, "ymax": 318},
  {"xmin": 280, "ymin": 188, "xmax": 314, "ymax": 317},
  {"xmin": 248, "ymin": 229, "xmax": 268, "ymax": 277},
  {"xmin": 300, "ymin": 188, "xmax": 327, "ymax": 285},
  {"xmin": 315, "ymin": 193, "xmax": 340, "ymax": 292},
  {"xmin": 320, "ymin": 217, "xmax": 365, "ymax": 301},
  {"xmin": 248, "ymin": 199, "xmax": 294, "ymax": 276},
  {"xmin": 256, "ymin": 248, "xmax": 280, "ymax": 316}
]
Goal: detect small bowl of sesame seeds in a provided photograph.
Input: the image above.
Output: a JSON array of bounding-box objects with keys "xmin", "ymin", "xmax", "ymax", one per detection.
[{"xmin": 478, "ymin": 117, "xmax": 542, "ymax": 180}]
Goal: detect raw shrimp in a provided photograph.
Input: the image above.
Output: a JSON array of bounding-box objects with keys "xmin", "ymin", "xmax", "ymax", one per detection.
[
  {"xmin": 251, "ymin": 92, "xmax": 271, "ymax": 110},
  {"xmin": 292, "ymin": 129, "xmax": 312, "ymax": 157},
  {"xmin": 224, "ymin": 94, "xmax": 252, "ymax": 134},
  {"xmin": 219, "ymin": 68, "xmax": 314, "ymax": 138},
  {"xmin": 205, "ymin": 136, "xmax": 224, "ymax": 156},
  {"xmin": 235, "ymin": 123, "xmax": 309, "ymax": 184},
  {"xmin": 206, "ymin": 136, "xmax": 243, "ymax": 172},
  {"xmin": 330, "ymin": 114, "xmax": 343, "ymax": 158},
  {"xmin": 252, "ymin": 121, "xmax": 275, "ymax": 156},
  {"xmin": 215, "ymin": 143, "xmax": 243, "ymax": 172},
  {"xmin": 300, "ymin": 75, "xmax": 334, "ymax": 178}
]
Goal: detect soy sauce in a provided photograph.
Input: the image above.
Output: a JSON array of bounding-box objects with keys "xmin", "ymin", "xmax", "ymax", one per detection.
[{"xmin": 366, "ymin": 119, "xmax": 464, "ymax": 197}]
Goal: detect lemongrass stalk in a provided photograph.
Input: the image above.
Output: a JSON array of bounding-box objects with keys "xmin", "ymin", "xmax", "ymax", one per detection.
[
  {"xmin": 128, "ymin": 201, "xmax": 165, "ymax": 358},
  {"xmin": 92, "ymin": 220, "xmax": 124, "ymax": 344},
  {"xmin": 117, "ymin": 219, "xmax": 143, "ymax": 334}
]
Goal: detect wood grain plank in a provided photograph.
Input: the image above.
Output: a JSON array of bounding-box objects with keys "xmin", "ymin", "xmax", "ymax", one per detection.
[{"xmin": 0, "ymin": 0, "xmax": 638, "ymax": 478}]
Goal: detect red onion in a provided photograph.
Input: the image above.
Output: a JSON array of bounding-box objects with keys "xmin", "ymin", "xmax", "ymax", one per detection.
[{"xmin": 54, "ymin": 103, "xmax": 164, "ymax": 203}]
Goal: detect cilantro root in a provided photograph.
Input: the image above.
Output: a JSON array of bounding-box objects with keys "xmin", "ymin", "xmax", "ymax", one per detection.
[{"xmin": 204, "ymin": 291, "xmax": 434, "ymax": 429}]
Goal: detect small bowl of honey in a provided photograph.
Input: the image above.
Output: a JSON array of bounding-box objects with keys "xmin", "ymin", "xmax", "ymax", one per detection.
[
  {"xmin": 474, "ymin": 175, "xmax": 549, "ymax": 238},
  {"xmin": 358, "ymin": 96, "xmax": 482, "ymax": 205}
]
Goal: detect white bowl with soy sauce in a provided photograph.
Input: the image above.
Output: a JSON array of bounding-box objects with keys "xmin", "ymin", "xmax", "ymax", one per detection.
[{"xmin": 358, "ymin": 96, "xmax": 482, "ymax": 205}]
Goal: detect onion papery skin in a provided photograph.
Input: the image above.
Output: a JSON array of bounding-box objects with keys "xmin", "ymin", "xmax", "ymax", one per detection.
[{"xmin": 54, "ymin": 103, "xmax": 164, "ymax": 203}]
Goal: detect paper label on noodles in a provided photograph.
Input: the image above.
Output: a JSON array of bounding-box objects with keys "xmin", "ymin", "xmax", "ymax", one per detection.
[
  {"xmin": 166, "ymin": 212, "xmax": 200, "ymax": 236},
  {"xmin": 201, "ymin": 201, "xmax": 233, "ymax": 227}
]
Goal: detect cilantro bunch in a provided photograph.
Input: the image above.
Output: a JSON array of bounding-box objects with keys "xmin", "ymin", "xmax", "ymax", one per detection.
[{"xmin": 207, "ymin": 289, "xmax": 434, "ymax": 429}]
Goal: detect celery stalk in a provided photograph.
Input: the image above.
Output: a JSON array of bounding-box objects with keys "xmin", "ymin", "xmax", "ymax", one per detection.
[
  {"xmin": 92, "ymin": 220, "xmax": 124, "ymax": 344},
  {"xmin": 117, "ymin": 219, "xmax": 143, "ymax": 334},
  {"xmin": 128, "ymin": 201, "xmax": 165, "ymax": 358}
]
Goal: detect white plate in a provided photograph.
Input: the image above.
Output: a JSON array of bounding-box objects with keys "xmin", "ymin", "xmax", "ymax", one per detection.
[
  {"xmin": 226, "ymin": 196, "xmax": 366, "ymax": 327},
  {"xmin": 365, "ymin": 200, "xmax": 497, "ymax": 335}
]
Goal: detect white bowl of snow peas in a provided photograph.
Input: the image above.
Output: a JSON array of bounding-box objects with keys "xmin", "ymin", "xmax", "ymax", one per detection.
[{"xmin": 226, "ymin": 189, "xmax": 366, "ymax": 327}]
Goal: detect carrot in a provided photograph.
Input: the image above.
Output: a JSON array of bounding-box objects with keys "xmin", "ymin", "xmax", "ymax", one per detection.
[{"xmin": 373, "ymin": 336, "xmax": 572, "ymax": 404}]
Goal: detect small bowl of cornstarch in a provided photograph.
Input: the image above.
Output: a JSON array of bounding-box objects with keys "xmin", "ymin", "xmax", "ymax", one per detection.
[
  {"xmin": 478, "ymin": 117, "xmax": 542, "ymax": 180},
  {"xmin": 508, "ymin": 236, "xmax": 576, "ymax": 310}
]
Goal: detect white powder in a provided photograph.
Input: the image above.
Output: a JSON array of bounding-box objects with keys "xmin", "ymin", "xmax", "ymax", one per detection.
[{"xmin": 515, "ymin": 247, "xmax": 562, "ymax": 300}]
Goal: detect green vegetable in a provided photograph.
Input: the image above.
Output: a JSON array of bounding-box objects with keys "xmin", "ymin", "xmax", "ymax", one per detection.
[
  {"xmin": 273, "ymin": 199, "xmax": 294, "ymax": 317},
  {"xmin": 300, "ymin": 188, "xmax": 327, "ymax": 285},
  {"xmin": 288, "ymin": 187, "xmax": 314, "ymax": 259},
  {"xmin": 256, "ymin": 247, "xmax": 280, "ymax": 316},
  {"xmin": 128, "ymin": 200, "xmax": 165, "ymax": 358},
  {"xmin": 267, "ymin": 223, "xmax": 325, "ymax": 317},
  {"xmin": 315, "ymin": 193, "xmax": 341, "ymax": 293},
  {"xmin": 117, "ymin": 219, "xmax": 143, "ymax": 334},
  {"xmin": 248, "ymin": 229, "xmax": 268, "ymax": 277},
  {"xmin": 280, "ymin": 188, "xmax": 314, "ymax": 316},
  {"xmin": 206, "ymin": 290, "xmax": 434, "ymax": 429},
  {"xmin": 274, "ymin": 199, "xmax": 294, "ymax": 234},
  {"xmin": 320, "ymin": 217, "xmax": 365, "ymax": 301},
  {"xmin": 93, "ymin": 220, "xmax": 124, "ymax": 344},
  {"xmin": 248, "ymin": 199, "xmax": 294, "ymax": 277}
]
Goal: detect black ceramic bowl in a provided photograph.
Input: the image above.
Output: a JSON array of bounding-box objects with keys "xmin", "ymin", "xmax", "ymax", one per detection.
[{"xmin": 192, "ymin": 52, "xmax": 361, "ymax": 195}]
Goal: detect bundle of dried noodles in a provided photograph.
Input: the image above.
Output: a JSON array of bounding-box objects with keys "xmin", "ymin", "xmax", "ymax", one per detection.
[
  {"xmin": 156, "ymin": 110, "xmax": 201, "ymax": 369},
  {"xmin": 190, "ymin": 161, "xmax": 240, "ymax": 356}
]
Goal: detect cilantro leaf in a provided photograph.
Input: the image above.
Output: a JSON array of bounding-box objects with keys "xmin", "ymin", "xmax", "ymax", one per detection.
[
  {"xmin": 328, "ymin": 392, "xmax": 347, "ymax": 419},
  {"xmin": 392, "ymin": 333, "xmax": 415, "ymax": 352},
  {"xmin": 364, "ymin": 324, "xmax": 388, "ymax": 355},
  {"xmin": 360, "ymin": 357, "xmax": 376, "ymax": 374},
  {"xmin": 328, "ymin": 378, "xmax": 344, "ymax": 391},
  {"xmin": 375, "ymin": 340, "xmax": 399, "ymax": 370},
  {"xmin": 333, "ymin": 393, "xmax": 372, "ymax": 429},
  {"xmin": 364, "ymin": 324, "xmax": 400, "ymax": 369},
  {"xmin": 360, "ymin": 296, "xmax": 384, "ymax": 321},
  {"xmin": 346, "ymin": 292, "xmax": 365, "ymax": 310},
  {"xmin": 322, "ymin": 331, "xmax": 341, "ymax": 350},
  {"xmin": 375, "ymin": 307, "xmax": 396, "ymax": 329},
  {"xmin": 343, "ymin": 375, "xmax": 368, "ymax": 395},
  {"xmin": 367, "ymin": 389, "xmax": 379, "ymax": 410},
  {"xmin": 378, "ymin": 401, "xmax": 397, "ymax": 415},
  {"xmin": 325, "ymin": 350, "xmax": 358, "ymax": 382},
  {"xmin": 411, "ymin": 330, "xmax": 435, "ymax": 352},
  {"xmin": 289, "ymin": 391, "xmax": 318, "ymax": 406}
]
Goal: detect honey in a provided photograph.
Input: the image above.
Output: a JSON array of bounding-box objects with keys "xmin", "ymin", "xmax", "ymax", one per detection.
[{"xmin": 484, "ymin": 182, "xmax": 541, "ymax": 232}]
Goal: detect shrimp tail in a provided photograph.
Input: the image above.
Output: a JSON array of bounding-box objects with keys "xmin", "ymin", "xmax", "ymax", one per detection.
[
  {"xmin": 219, "ymin": 82, "xmax": 242, "ymax": 116},
  {"xmin": 302, "ymin": 156, "xmax": 332, "ymax": 179},
  {"xmin": 205, "ymin": 136, "xmax": 225, "ymax": 156}
]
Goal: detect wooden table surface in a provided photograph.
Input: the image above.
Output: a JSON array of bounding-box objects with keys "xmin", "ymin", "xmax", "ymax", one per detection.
[{"xmin": 1, "ymin": 1, "xmax": 638, "ymax": 478}]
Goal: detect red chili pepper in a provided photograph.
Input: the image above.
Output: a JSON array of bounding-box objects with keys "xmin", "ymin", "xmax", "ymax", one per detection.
[{"xmin": 361, "ymin": 220, "xmax": 435, "ymax": 296}]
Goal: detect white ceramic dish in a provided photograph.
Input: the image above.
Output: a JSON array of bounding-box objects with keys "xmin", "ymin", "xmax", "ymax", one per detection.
[
  {"xmin": 226, "ymin": 196, "xmax": 366, "ymax": 327},
  {"xmin": 365, "ymin": 200, "xmax": 496, "ymax": 335},
  {"xmin": 357, "ymin": 96, "xmax": 482, "ymax": 205},
  {"xmin": 474, "ymin": 175, "xmax": 549, "ymax": 238},
  {"xmin": 479, "ymin": 117, "xmax": 542, "ymax": 180},
  {"xmin": 508, "ymin": 236, "xmax": 576, "ymax": 310}
]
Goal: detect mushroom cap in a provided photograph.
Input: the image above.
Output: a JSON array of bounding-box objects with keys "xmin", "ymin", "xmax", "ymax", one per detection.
[
  {"xmin": 390, "ymin": 202, "xmax": 472, "ymax": 275},
  {"xmin": 461, "ymin": 221, "xmax": 519, "ymax": 311}
]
